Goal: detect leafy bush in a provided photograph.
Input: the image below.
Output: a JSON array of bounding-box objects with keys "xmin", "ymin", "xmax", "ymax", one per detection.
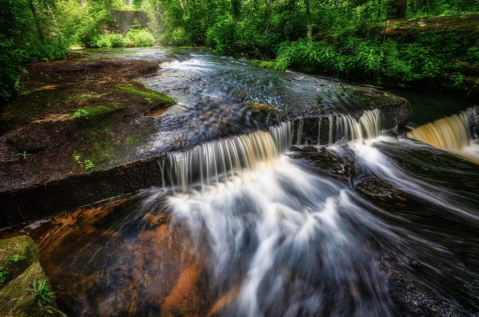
[
  {"xmin": 124, "ymin": 29, "xmax": 154, "ymax": 47},
  {"xmin": 56, "ymin": 0, "xmax": 116, "ymax": 47},
  {"xmin": 75, "ymin": 16, "xmax": 104, "ymax": 47},
  {"xmin": 170, "ymin": 27, "xmax": 188, "ymax": 46},
  {"xmin": 276, "ymin": 31, "xmax": 472, "ymax": 84},
  {"xmin": 96, "ymin": 34, "xmax": 125, "ymax": 48}
]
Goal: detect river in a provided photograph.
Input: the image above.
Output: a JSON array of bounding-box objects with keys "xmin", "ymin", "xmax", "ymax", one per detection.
[{"xmin": 1, "ymin": 47, "xmax": 478, "ymax": 317}]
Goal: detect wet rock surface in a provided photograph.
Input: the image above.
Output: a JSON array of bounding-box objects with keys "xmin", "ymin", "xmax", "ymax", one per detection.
[
  {"xmin": 288, "ymin": 142, "xmax": 479, "ymax": 317},
  {"xmin": 288, "ymin": 145, "xmax": 356, "ymax": 182},
  {"xmin": 0, "ymin": 194, "xmax": 211, "ymax": 317},
  {"xmin": 0, "ymin": 56, "xmax": 174, "ymax": 227},
  {"xmin": 0, "ymin": 135, "xmax": 478, "ymax": 316}
]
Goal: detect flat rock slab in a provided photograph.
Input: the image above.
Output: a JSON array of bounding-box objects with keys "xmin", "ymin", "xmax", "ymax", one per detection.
[{"xmin": 0, "ymin": 57, "xmax": 174, "ymax": 227}]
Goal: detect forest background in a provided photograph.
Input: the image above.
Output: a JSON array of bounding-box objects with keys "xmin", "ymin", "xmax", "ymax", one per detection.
[{"xmin": 1, "ymin": 0, "xmax": 478, "ymax": 102}]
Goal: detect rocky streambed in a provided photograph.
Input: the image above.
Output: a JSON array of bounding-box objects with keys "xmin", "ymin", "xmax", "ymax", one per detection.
[
  {"xmin": 0, "ymin": 48, "xmax": 411, "ymax": 227},
  {"xmin": 2, "ymin": 47, "xmax": 479, "ymax": 317}
]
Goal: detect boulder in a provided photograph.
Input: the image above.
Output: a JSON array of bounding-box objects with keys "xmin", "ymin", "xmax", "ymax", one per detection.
[{"xmin": 0, "ymin": 235, "xmax": 62, "ymax": 317}]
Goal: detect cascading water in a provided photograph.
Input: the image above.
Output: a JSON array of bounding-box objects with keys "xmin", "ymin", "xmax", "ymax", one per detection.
[
  {"xmin": 407, "ymin": 106, "xmax": 479, "ymax": 163},
  {"xmin": 294, "ymin": 109, "xmax": 381, "ymax": 146},
  {"xmin": 3, "ymin": 112, "xmax": 479, "ymax": 317},
  {"xmin": 168, "ymin": 122, "xmax": 292, "ymax": 193},
  {"xmin": 164, "ymin": 112, "xmax": 479, "ymax": 316},
  {"xmin": 166, "ymin": 125, "xmax": 399, "ymax": 316}
]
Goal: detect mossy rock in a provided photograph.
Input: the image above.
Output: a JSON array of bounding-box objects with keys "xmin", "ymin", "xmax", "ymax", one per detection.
[
  {"xmin": 0, "ymin": 236, "xmax": 39, "ymax": 287},
  {"xmin": 74, "ymin": 104, "xmax": 125, "ymax": 124},
  {"xmin": 0, "ymin": 262, "xmax": 61, "ymax": 317},
  {"xmin": 114, "ymin": 83, "xmax": 176, "ymax": 109},
  {"xmin": 250, "ymin": 59, "xmax": 286, "ymax": 71}
]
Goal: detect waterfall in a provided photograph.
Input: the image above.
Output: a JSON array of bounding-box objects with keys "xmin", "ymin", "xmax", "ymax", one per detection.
[
  {"xmin": 168, "ymin": 122, "xmax": 292, "ymax": 192},
  {"xmin": 296, "ymin": 119, "xmax": 304, "ymax": 146},
  {"xmin": 407, "ymin": 106, "xmax": 479, "ymax": 163},
  {"xmin": 407, "ymin": 114, "xmax": 469, "ymax": 150},
  {"xmin": 407, "ymin": 108, "xmax": 479, "ymax": 162},
  {"xmin": 294, "ymin": 109, "xmax": 381, "ymax": 146},
  {"xmin": 336, "ymin": 109, "xmax": 381, "ymax": 143}
]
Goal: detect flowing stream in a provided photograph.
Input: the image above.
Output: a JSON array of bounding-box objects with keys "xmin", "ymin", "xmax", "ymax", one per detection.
[{"xmin": 2, "ymin": 48, "xmax": 479, "ymax": 317}]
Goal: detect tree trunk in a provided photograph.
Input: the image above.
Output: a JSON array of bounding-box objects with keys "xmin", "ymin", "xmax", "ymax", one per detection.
[
  {"xmin": 305, "ymin": 0, "xmax": 312, "ymax": 42},
  {"xmin": 391, "ymin": 0, "xmax": 407, "ymax": 19}
]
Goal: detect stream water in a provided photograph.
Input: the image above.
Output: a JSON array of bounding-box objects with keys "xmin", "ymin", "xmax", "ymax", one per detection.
[{"xmin": 2, "ymin": 48, "xmax": 479, "ymax": 317}]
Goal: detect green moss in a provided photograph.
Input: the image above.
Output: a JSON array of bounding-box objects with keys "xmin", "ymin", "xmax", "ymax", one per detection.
[
  {"xmin": 82, "ymin": 104, "xmax": 123, "ymax": 118},
  {"xmin": 250, "ymin": 59, "xmax": 286, "ymax": 71},
  {"xmin": 0, "ymin": 236, "xmax": 39, "ymax": 287},
  {"xmin": 91, "ymin": 141, "xmax": 115, "ymax": 162},
  {"xmin": 114, "ymin": 84, "xmax": 175, "ymax": 106},
  {"xmin": 0, "ymin": 262, "xmax": 59, "ymax": 317}
]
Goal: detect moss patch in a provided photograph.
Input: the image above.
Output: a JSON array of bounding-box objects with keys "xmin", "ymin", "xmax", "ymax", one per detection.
[
  {"xmin": 114, "ymin": 84, "xmax": 175, "ymax": 107},
  {"xmin": 0, "ymin": 262, "xmax": 60, "ymax": 317},
  {"xmin": 0, "ymin": 236, "xmax": 39, "ymax": 287},
  {"xmin": 250, "ymin": 59, "xmax": 286, "ymax": 71},
  {"xmin": 80, "ymin": 104, "xmax": 123, "ymax": 119}
]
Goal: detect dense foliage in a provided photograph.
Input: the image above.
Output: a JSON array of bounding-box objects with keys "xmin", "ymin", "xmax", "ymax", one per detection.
[
  {"xmin": 0, "ymin": 0, "xmax": 68, "ymax": 102},
  {"xmin": 150, "ymin": 0, "xmax": 479, "ymax": 85}
]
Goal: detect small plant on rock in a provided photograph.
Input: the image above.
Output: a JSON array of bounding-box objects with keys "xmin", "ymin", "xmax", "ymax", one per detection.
[
  {"xmin": 145, "ymin": 97, "xmax": 153, "ymax": 105},
  {"xmin": 72, "ymin": 108, "xmax": 89, "ymax": 118},
  {"xmin": 18, "ymin": 151, "xmax": 30, "ymax": 160},
  {"xmin": 7, "ymin": 254, "xmax": 26, "ymax": 262},
  {"xmin": 0, "ymin": 267, "xmax": 8, "ymax": 284},
  {"xmin": 29, "ymin": 279, "xmax": 56, "ymax": 315},
  {"xmin": 73, "ymin": 154, "xmax": 82, "ymax": 164},
  {"xmin": 84, "ymin": 160, "xmax": 95, "ymax": 171}
]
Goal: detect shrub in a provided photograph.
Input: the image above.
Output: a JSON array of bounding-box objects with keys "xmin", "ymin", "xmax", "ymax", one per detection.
[
  {"xmin": 276, "ymin": 31, "xmax": 471, "ymax": 84},
  {"xmin": 96, "ymin": 34, "xmax": 125, "ymax": 48},
  {"xmin": 124, "ymin": 29, "xmax": 154, "ymax": 47},
  {"xmin": 170, "ymin": 27, "xmax": 188, "ymax": 46}
]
